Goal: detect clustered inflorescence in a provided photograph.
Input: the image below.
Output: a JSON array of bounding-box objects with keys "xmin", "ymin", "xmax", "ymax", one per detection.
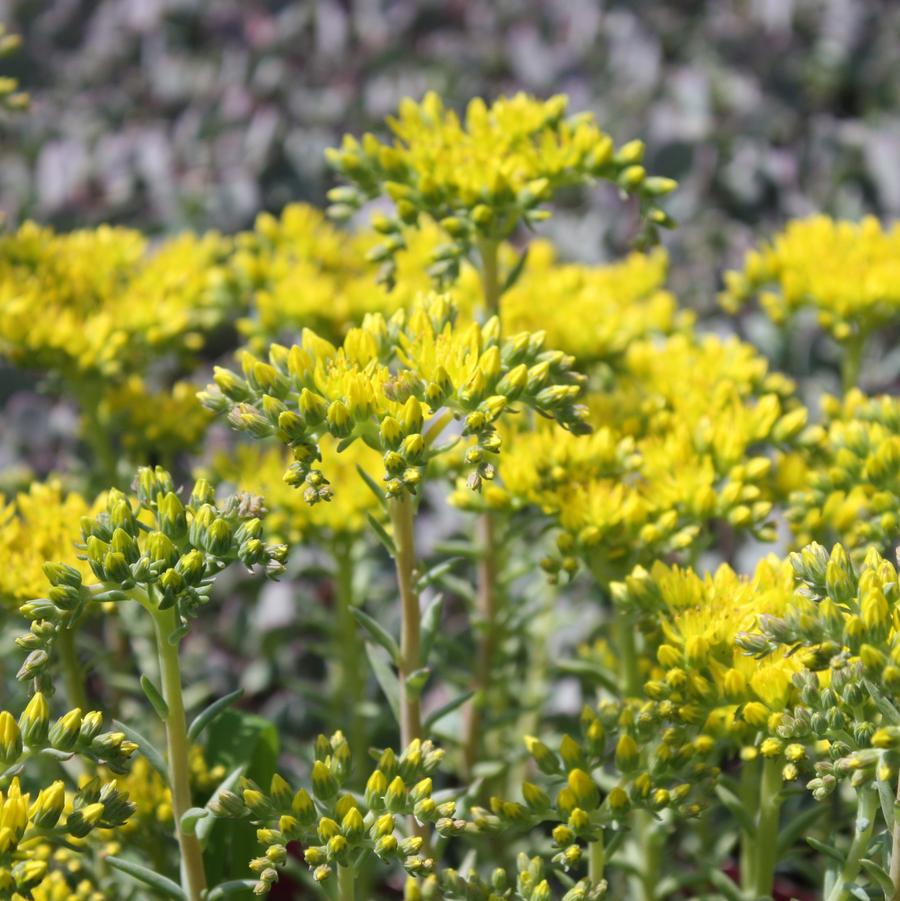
[{"xmin": 2, "ymin": 85, "xmax": 900, "ymax": 901}]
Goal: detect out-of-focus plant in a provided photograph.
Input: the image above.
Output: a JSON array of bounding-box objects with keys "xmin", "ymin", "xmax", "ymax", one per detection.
[
  {"xmin": 787, "ymin": 390, "xmax": 900, "ymax": 559},
  {"xmin": 722, "ymin": 216, "xmax": 900, "ymax": 390}
]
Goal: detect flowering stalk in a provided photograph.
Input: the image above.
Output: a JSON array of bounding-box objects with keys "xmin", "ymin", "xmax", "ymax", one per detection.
[
  {"xmin": 588, "ymin": 833, "xmax": 605, "ymax": 885},
  {"xmin": 389, "ymin": 494, "xmax": 423, "ymax": 747},
  {"xmin": 826, "ymin": 787, "xmax": 877, "ymax": 901},
  {"xmin": 841, "ymin": 330, "xmax": 866, "ymax": 393},
  {"xmin": 338, "ymin": 863, "xmax": 356, "ymax": 900},
  {"xmin": 333, "ymin": 539, "xmax": 366, "ymax": 763},
  {"xmin": 463, "ymin": 237, "xmax": 503, "ymax": 776},
  {"xmin": 749, "ymin": 757, "xmax": 782, "ymax": 898},
  {"xmin": 149, "ymin": 598, "xmax": 208, "ymax": 901},
  {"xmin": 55, "ymin": 625, "xmax": 88, "ymax": 712},
  {"xmin": 891, "ymin": 777, "xmax": 900, "ymax": 901}
]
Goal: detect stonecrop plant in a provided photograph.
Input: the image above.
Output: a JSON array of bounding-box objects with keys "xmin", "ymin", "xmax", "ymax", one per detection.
[{"xmin": 3, "ymin": 85, "xmax": 900, "ymax": 901}]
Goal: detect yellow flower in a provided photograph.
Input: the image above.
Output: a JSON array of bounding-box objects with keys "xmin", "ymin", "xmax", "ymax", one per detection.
[
  {"xmin": 97, "ymin": 376, "xmax": 213, "ymax": 464},
  {"xmin": 613, "ymin": 555, "xmax": 800, "ymax": 734},
  {"xmin": 501, "ymin": 242, "xmax": 691, "ymax": 364},
  {"xmin": 721, "ymin": 215, "xmax": 900, "ymax": 342},
  {"xmin": 326, "ymin": 92, "xmax": 675, "ymax": 287},
  {"xmin": 201, "ymin": 293, "xmax": 588, "ymax": 501},
  {"xmin": 786, "ymin": 390, "xmax": 900, "ymax": 558},
  {"xmin": 0, "ymin": 481, "xmax": 97, "ymax": 605},
  {"xmin": 488, "ymin": 332, "xmax": 803, "ymax": 575},
  {"xmin": 207, "ymin": 436, "xmax": 384, "ymax": 543},
  {"xmin": 0, "ymin": 222, "xmax": 236, "ymax": 381}
]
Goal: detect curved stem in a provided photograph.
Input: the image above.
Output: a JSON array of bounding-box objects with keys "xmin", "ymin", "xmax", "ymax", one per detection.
[
  {"xmin": 388, "ymin": 495, "xmax": 422, "ymax": 747},
  {"xmin": 152, "ymin": 605, "xmax": 207, "ymax": 901},
  {"xmin": 827, "ymin": 786, "xmax": 877, "ymax": 901},
  {"xmin": 56, "ymin": 625, "xmax": 88, "ymax": 712}
]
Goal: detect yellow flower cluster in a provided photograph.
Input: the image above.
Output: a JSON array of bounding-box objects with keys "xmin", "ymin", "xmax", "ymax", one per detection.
[
  {"xmin": 211, "ymin": 733, "xmax": 448, "ymax": 893},
  {"xmin": 208, "ymin": 436, "xmax": 384, "ymax": 543},
  {"xmin": 721, "ymin": 215, "xmax": 900, "ymax": 343},
  {"xmin": 96, "ymin": 377, "xmax": 212, "ymax": 464},
  {"xmin": 477, "ymin": 333, "xmax": 805, "ymax": 578},
  {"xmin": 234, "ymin": 204, "xmax": 682, "ymax": 368},
  {"xmin": 737, "ymin": 543, "xmax": 900, "ymax": 795},
  {"xmin": 0, "ymin": 695, "xmax": 136, "ymax": 899},
  {"xmin": 501, "ymin": 244, "xmax": 690, "ymax": 364},
  {"xmin": 0, "ymin": 223, "xmax": 236, "ymax": 381},
  {"xmin": 19, "ymin": 851, "xmax": 103, "ymax": 901},
  {"xmin": 233, "ymin": 207, "xmax": 470, "ymax": 347},
  {"xmin": 479, "ymin": 700, "xmax": 715, "ymax": 864},
  {"xmin": 109, "ymin": 747, "xmax": 225, "ymax": 834},
  {"xmin": 201, "ymin": 293, "xmax": 589, "ymax": 501},
  {"xmin": 0, "ymin": 481, "xmax": 96, "ymax": 606},
  {"xmin": 787, "ymin": 390, "xmax": 900, "ymax": 557},
  {"xmin": 614, "ymin": 556, "xmax": 800, "ymax": 736},
  {"xmin": 327, "ymin": 92, "xmax": 675, "ymax": 286}
]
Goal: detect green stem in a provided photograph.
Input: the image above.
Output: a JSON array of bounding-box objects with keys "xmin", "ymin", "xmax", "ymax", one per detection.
[
  {"xmin": 333, "ymin": 540, "xmax": 366, "ymax": 765},
  {"xmin": 890, "ymin": 772, "xmax": 900, "ymax": 901},
  {"xmin": 630, "ymin": 812, "xmax": 664, "ymax": 901},
  {"xmin": 589, "ymin": 832, "xmax": 606, "ymax": 885},
  {"xmin": 56, "ymin": 625, "xmax": 88, "ymax": 712},
  {"xmin": 388, "ymin": 495, "xmax": 422, "ymax": 747},
  {"xmin": 337, "ymin": 863, "xmax": 355, "ymax": 901},
  {"xmin": 751, "ymin": 757, "xmax": 783, "ymax": 899},
  {"xmin": 827, "ymin": 786, "xmax": 877, "ymax": 901},
  {"xmin": 841, "ymin": 331, "xmax": 866, "ymax": 394},
  {"xmin": 152, "ymin": 605, "xmax": 207, "ymax": 901},
  {"xmin": 614, "ymin": 613, "xmax": 641, "ymax": 698},
  {"xmin": 463, "ymin": 511, "xmax": 500, "ymax": 777},
  {"xmin": 463, "ymin": 238, "xmax": 503, "ymax": 777},
  {"xmin": 738, "ymin": 756, "xmax": 761, "ymax": 891}
]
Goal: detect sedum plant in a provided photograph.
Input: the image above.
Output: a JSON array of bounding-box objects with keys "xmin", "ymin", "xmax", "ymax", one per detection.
[{"xmin": 6, "ymin": 86, "xmax": 900, "ymax": 901}]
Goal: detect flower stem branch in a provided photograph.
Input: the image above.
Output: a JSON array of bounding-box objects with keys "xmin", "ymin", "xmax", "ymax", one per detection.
[
  {"xmin": 333, "ymin": 540, "xmax": 366, "ymax": 763},
  {"xmin": 337, "ymin": 863, "xmax": 355, "ymax": 901},
  {"xmin": 827, "ymin": 786, "xmax": 877, "ymax": 901},
  {"xmin": 463, "ymin": 237, "xmax": 503, "ymax": 775},
  {"xmin": 388, "ymin": 494, "xmax": 422, "ymax": 747},
  {"xmin": 56, "ymin": 625, "xmax": 88, "ymax": 712},
  {"xmin": 750, "ymin": 757, "xmax": 783, "ymax": 899},
  {"xmin": 151, "ymin": 602, "xmax": 207, "ymax": 901}
]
